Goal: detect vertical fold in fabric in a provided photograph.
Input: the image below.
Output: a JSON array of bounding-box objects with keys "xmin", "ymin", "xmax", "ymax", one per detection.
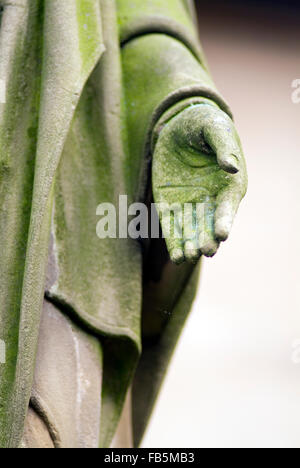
[{"xmin": 0, "ymin": 0, "xmax": 104, "ymax": 447}]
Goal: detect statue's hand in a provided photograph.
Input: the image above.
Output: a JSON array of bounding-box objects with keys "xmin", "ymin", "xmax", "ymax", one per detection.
[{"xmin": 152, "ymin": 103, "xmax": 248, "ymax": 264}]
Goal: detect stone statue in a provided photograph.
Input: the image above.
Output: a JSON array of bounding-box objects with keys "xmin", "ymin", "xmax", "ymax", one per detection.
[{"xmin": 0, "ymin": 0, "xmax": 247, "ymax": 448}]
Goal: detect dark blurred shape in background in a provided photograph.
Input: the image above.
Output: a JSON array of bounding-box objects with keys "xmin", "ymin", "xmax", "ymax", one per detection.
[
  {"xmin": 196, "ymin": 0, "xmax": 300, "ymax": 36},
  {"xmin": 196, "ymin": 0, "xmax": 300, "ymax": 12}
]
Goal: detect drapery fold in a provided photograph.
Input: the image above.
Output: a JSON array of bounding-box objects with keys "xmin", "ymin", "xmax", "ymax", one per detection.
[{"xmin": 0, "ymin": 0, "xmax": 104, "ymax": 448}]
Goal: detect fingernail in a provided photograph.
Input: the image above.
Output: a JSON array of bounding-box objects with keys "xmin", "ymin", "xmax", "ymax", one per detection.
[
  {"xmin": 171, "ymin": 248, "xmax": 184, "ymax": 264},
  {"xmin": 201, "ymin": 240, "xmax": 219, "ymax": 257},
  {"xmin": 225, "ymin": 154, "xmax": 239, "ymax": 173},
  {"xmin": 184, "ymin": 241, "xmax": 200, "ymax": 263},
  {"xmin": 215, "ymin": 216, "xmax": 233, "ymax": 241}
]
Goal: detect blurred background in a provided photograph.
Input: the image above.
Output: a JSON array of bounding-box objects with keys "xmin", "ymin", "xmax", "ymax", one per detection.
[{"xmin": 142, "ymin": 0, "xmax": 300, "ymax": 448}]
